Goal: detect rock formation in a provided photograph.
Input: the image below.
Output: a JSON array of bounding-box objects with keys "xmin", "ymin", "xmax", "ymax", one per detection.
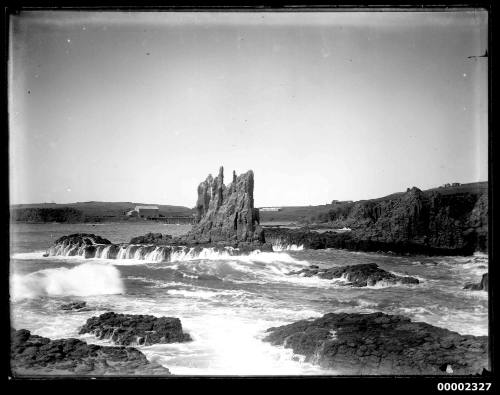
[
  {"xmin": 79, "ymin": 312, "xmax": 192, "ymax": 346},
  {"xmin": 46, "ymin": 233, "xmax": 269, "ymax": 262},
  {"xmin": 287, "ymin": 263, "xmax": 419, "ymax": 287},
  {"xmin": 264, "ymin": 312, "xmax": 489, "ymax": 375},
  {"xmin": 47, "ymin": 234, "xmax": 113, "ymax": 258},
  {"xmin": 11, "ymin": 329, "xmax": 170, "ymax": 376},
  {"xmin": 265, "ymin": 186, "xmax": 488, "ymax": 255},
  {"xmin": 464, "ymin": 273, "xmax": 488, "ymax": 292},
  {"xmin": 129, "ymin": 232, "xmax": 173, "ymax": 245},
  {"xmin": 60, "ymin": 301, "xmax": 89, "ymax": 311},
  {"xmin": 184, "ymin": 166, "xmax": 265, "ymax": 245}
]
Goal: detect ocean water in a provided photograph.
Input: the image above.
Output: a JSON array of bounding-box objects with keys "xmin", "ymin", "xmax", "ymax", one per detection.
[{"xmin": 10, "ymin": 223, "xmax": 489, "ymax": 375}]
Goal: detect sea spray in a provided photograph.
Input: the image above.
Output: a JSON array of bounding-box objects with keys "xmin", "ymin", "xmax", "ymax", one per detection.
[
  {"xmin": 11, "ymin": 263, "xmax": 124, "ymax": 301},
  {"xmin": 272, "ymin": 243, "xmax": 304, "ymax": 252}
]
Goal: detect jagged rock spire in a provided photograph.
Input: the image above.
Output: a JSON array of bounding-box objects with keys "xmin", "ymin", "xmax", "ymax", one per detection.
[{"xmin": 189, "ymin": 166, "xmax": 264, "ymax": 244}]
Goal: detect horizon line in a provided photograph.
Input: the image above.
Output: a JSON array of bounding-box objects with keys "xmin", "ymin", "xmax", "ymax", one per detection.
[{"xmin": 9, "ymin": 179, "xmax": 488, "ymax": 208}]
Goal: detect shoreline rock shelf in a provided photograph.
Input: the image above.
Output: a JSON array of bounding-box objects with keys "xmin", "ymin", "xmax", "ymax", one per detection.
[
  {"xmin": 45, "ymin": 233, "xmax": 272, "ymax": 261},
  {"xmin": 264, "ymin": 227, "xmax": 482, "ymax": 256},
  {"xmin": 263, "ymin": 185, "xmax": 487, "ymax": 257},
  {"xmin": 288, "ymin": 263, "xmax": 419, "ymax": 287},
  {"xmin": 79, "ymin": 312, "xmax": 192, "ymax": 346},
  {"xmin": 10, "ymin": 329, "xmax": 170, "ymax": 376},
  {"xmin": 263, "ymin": 312, "xmax": 489, "ymax": 375}
]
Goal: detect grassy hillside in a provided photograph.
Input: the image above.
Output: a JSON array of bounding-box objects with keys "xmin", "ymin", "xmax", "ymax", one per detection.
[
  {"xmin": 259, "ymin": 182, "xmax": 488, "ymax": 225},
  {"xmin": 11, "ymin": 201, "xmax": 195, "ymax": 222}
]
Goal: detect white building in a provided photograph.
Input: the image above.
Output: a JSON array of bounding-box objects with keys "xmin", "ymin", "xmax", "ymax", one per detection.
[{"xmin": 127, "ymin": 205, "xmax": 160, "ymax": 218}]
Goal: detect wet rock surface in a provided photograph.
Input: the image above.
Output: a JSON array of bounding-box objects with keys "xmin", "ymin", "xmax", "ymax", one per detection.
[
  {"xmin": 60, "ymin": 301, "xmax": 89, "ymax": 311},
  {"xmin": 54, "ymin": 233, "xmax": 111, "ymax": 246},
  {"xmin": 11, "ymin": 329, "xmax": 170, "ymax": 376},
  {"xmin": 46, "ymin": 233, "xmax": 112, "ymax": 257},
  {"xmin": 288, "ymin": 263, "xmax": 419, "ymax": 287},
  {"xmin": 129, "ymin": 232, "xmax": 173, "ymax": 245},
  {"xmin": 78, "ymin": 312, "xmax": 192, "ymax": 346},
  {"xmin": 264, "ymin": 312, "xmax": 488, "ymax": 375},
  {"xmin": 464, "ymin": 273, "xmax": 488, "ymax": 291}
]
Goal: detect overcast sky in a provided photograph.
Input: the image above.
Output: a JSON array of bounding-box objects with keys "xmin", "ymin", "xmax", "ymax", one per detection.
[{"xmin": 9, "ymin": 10, "xmax": 488, "ymax": 207}]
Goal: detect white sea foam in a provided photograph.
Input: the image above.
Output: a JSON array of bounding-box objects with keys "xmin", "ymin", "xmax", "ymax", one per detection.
[
  {"xmin": 166, "ymin": 288, "xmax": 252, "ymax": 300},
  {"xmin": 34, "ymin": 244, "xmax": 313, "ymax": 268},
  {"xmin": 272, "ymin": 244, "xmax": 304, "ymax": 252},
  {"xmin": 388, "ymin": 270, "xmax": 427, "ymax": 283},
  {"xmin": 139, "ymin": 312, "xmax": 337, "ymax": 375},
  {"xmin": 12, "ymin": 251, "xmax": 53, "ymax": 260},
  {"xmin": 11, "ymin": 263, "xmax": 124, "ymax": 301}
]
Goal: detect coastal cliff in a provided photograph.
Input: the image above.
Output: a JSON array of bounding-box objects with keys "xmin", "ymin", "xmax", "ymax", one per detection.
[
  {"xmin": 344, "ymin": 187, "xmax": 488, "ymax": 253},
  {"xmin": 265, "ymin": 185, "xmax": 488, "ymax": 255}
]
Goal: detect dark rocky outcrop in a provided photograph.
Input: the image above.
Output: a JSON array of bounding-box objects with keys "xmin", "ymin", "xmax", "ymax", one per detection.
[
  {"xmin": 54, "ymin": 233, "xmax": 111, "ymax": 246},
  {"xmin": 265, "ymin": 186, "xmax": 488, "ymax": 256},
  {"xmin": 264, "ymin": 227, "xmax": 474, "ymax": 255},
  {"xmin": 11, "ymin": 329, "xmax": 170, "ymax": 376},
  {"xmin": 60, "ymin": 301, "xmax": 89, "ymax": 311},
  {"xmin": 46, "ymin": 235, "xmax": 273, "ymax": 261},
  {"xmin": 78, "ymin": 312, "xmax": 192, "ymax": 346},
  {"xmin": 183, "ymin": 166, "xmax": 266, "ymax": 246},
  {"xmin": 45, "ymin": 167, "xmax": 272, "ymax": 259},
  {"xmin": 288, "ymin": 263, "xmax": 419, "ymax": 287},
  {"xmin": 129, "ymin": 233, "xmax": 173, "ymax": 245},
  {"xmin": 264, "ymin": 312, "xmax": 489, "ymax": 375},
  {"xmin": 46, "ymin": 233, "xmax": 112, "ymax": 258},
  {"xmin": 464, "ymin": 273, "xmax": 488, "ymax": 291}
]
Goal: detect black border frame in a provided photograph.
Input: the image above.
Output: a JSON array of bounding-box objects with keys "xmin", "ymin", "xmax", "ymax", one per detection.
[{"xmin": 2, "ymin": 2, "xmax": 497, "ymax": 392}]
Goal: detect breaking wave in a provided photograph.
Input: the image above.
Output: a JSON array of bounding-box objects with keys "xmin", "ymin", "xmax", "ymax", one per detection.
[
  {"xmin": 33, "ymin": 244, "xmax": 312, "ymax": 268},
  {"xmin": 272, "ymin": 243, "xmax": 304, "ymax": 252},
  {"xmin": 11, "ymin": 263, "xmax": 124, "ymax": 301}
]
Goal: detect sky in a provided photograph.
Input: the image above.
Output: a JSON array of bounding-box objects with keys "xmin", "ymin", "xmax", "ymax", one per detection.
[{"xmin": 9, "ymin": 10, "xmax": 488, "ymax": 207}]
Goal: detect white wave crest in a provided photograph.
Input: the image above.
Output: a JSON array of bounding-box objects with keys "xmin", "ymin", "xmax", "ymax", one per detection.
[
  {"xmin": 272, "ymin": 244, "xmax": 304, "ymax": 252},
  {"xmin": 11, "ymin": 263, "xmax": 124, "ymax": 301},
  {"xmin": 11, "ymin": 251, "xmax": 50, "ymax": 260}
]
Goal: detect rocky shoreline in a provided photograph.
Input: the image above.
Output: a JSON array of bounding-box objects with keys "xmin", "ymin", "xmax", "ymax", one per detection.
[
  {"xmin": 11, "ymin": 312, "xmax": 193, "ymax": 376},
  {"xmin": 79, "ymin": 312, "xmax": 192, "ymax": 346},
  {"xmin": 25, "ymin": 167, "xmax": 488, "ymax": 376},
  {"xmin": 287, "ymin": 263, "xmax": 419, "ymax": 287},
  {"xmin": 12, "ymin": 310, "xmax": 489, "ymax": 376},
  {"xmin": 264, "ymin": 185, "xmax": 487, "ymax": 257},
  {"xmin": 263, "ymin": 312, "xmax": 489, "ymax": 375},
  {"xmin": 264, "ymin": 226, "xmax": 482, "ymax": 256},
  {"xmin": 11, "ymin": 328, "xmax": 171, "ymax": 376},
  {"xmin": 44, "ymin": 168, "xmax": 487, "ymax": 258}
]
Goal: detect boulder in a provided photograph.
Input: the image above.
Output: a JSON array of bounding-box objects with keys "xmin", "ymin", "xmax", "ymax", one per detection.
[
  {"xmin": 78, "ymin": 312, "xmax": 192, "ymax": 346},
  {"xmin": 11, "ymin": 329, "xmax": 170, "ymax": 376},
  {"xmin": 464, "ymin": 273, "xmax": 488, "ymax": 291},
  {"xmin": 288, "ymin": 263, "xmax": 419, "ymax": 287},
  {"xmin": 263, "ymin": 312, "xmax": 488, "ymax": 375}
]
